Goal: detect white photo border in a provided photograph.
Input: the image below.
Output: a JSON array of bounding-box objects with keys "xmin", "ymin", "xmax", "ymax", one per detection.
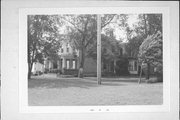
[{"xmin": 19, "ymin": 7, "xmax": 170, "ymax": 113}]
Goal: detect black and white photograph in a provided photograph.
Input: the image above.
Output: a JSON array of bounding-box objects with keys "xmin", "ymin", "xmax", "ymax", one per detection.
[
  {"xmin": 27, "ymin": 13, "xmax": 163, "ymax": 106},
  {"xmin": 1, "ymin": 1, "xmax": 179, "ymax": 120}
]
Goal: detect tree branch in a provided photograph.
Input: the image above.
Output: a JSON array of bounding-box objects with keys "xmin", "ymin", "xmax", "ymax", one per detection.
[
  {"xmin": 85, "ymin": 32, "xmax": 96, "ymax": 47},
  {"xmin": 61, "ymin": 17, "xmax": 84, "ymax": 34},
  {"xmin": 101, "ymin": 15, "xmax": 115, "ymax": 28}
]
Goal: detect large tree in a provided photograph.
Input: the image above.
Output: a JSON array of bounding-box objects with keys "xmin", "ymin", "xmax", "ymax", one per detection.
[
  {"xmin": 138, "ymin": 31, "xmax": 163, "ymax": 83},
  {"xmin": 28, "ymin": 15, "xmax": 61, "ymax": 79},
  {"xmin": 137, "ymin": 14, "xmax": 162, "ymax": 80},
  {"xmin": 61, "ymin": 14, "xmax": 115, "ymax": 77},
  {"xmin": 120, "ymin": 14, "xmax": 162, "ymax": 80}
]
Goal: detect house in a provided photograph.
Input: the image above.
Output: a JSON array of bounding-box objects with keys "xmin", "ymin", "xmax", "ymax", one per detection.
[
  {"xmin": 44, "ymin": 40, "xmax": 79, "ymax": 72},
  {"xmin": 43, "ymin": 38, "xmax": 140, "ymax": 76},
  {"xmin": 44, "ymin": 40, "xmax": 97, "ymax": 75},
  {"xmin": 101, "ymin": 41, "xmax": 139, "ymax": 75},
  {"xmin": 31, "ymin": 61, "xmax": 44, "ymax": 75}
]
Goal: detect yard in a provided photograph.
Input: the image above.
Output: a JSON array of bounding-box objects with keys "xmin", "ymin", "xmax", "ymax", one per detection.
[{"xmin": 28, "ymin": 74, "xmax": 163, "ymax": 106}]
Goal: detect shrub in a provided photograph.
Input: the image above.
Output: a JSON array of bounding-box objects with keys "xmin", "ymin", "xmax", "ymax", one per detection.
[{"xmin": 63, "ymin": 69, "xmax": 78, "ymax": 75}]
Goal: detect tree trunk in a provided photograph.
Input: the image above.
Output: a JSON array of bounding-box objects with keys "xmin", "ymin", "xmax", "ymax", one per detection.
[
  {"xmin": 28, "ymin": 62, "xmax": 33, "ymax": 79},
  {"xmin": 78, "ymin": 47, "xmax": 85, "ymax": 78},
  {"xmin": 146, "ymin": 63, "xmax": 150, "ymax": 80},
  {"xmin": 138, "ymin": 64, "xmax": 143, "ymax": 84}
]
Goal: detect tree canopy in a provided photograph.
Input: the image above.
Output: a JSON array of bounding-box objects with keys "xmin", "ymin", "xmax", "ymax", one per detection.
[
  {"xmin": 28, "ymin": 15, "xmax": 61, "ymax": 78},
  {"xmin": 27, "ymin": 13, "xmax": 163, "ymax": 80},
  {"xmin": 138, "ymin": 31, "xmax": 162, "ymax": 66}
]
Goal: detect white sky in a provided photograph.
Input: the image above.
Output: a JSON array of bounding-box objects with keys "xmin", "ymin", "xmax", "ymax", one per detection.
[{"xmin": 102, "ymin": 14, "xmax": 139, "ymax": 42}]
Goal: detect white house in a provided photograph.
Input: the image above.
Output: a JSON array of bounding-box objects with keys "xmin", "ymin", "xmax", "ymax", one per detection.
[{"xmin": 31, "ymin": 61, "xmax": 44, "ymax": 75}]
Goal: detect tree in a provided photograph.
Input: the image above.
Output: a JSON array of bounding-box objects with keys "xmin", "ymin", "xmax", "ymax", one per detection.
[
  {"xmin": 125, "ymin": 35, "xmax": 144, "ymax": 58},
  {"xmin": 114, "ymin": 14, "xmax": 162, "ymax": 80},
  {"xmin": 61, "ymin": 14, "xmax": 115, "ymax": 78},
  {"xmin": 28, "ymin": 15, "xmax": 60, "ymax": 79},
  {"xmin": 138, "ymin": 14, "xmax": 162, "ymax": 80},
  {"xmin": 138, "ymin": 31, "xmax": 163, "ymax": 83}
]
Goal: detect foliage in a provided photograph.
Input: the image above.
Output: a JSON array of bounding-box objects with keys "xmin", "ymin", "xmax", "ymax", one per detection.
[
  {"xmin": 101, "ymin": 14, "xmax": 116, "ymax": 28},
  {"xmin": 87, "ymin": 34, "xmax": 121, "ymax": 63},
  {"xmin": 60, "ymin": 15, "xmax": 97, "ymax": 69},
  {"xmin": 125, "ymin": 14, "xmax": 162, "ymax": 57},
  {"xmin": 28, "ymin": 15, "xmax": 61, "ymax": 78},
  {"xmin": 138, "ymin": 31, "xmax": 163, "ymax": 73},
  {"xmin": 137, "ymin": 14, "xmax": 162, "ymax": 36},
  {"xmin": 125, "ymin": 35, "xmax": 144, "ymax": 58},
  {"xmin": 60, "ymin": 14, "xmax": 115, "ymax": 77},
  {"xmin": 139, "ymin": 31, "xmax": 162, "ymax": 64},
  {"xmin": 101, "ymin": 34, "xmax": 120, "ymax": 61}
]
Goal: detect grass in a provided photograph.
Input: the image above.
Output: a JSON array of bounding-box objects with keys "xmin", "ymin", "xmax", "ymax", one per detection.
[{"xmin": 28, "ymin": 73, "xmax": 163, "ymax": 106}]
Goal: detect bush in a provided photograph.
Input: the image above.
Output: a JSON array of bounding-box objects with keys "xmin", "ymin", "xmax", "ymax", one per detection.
[{"xmin": 63, "ymin": 69, "xmax": 78, "ymax": 75}]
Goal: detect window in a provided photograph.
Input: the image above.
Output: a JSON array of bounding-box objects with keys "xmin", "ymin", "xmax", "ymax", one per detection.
[
  {"xmin": 129, "ymin": 61, "xmax": 133, "ymax": 71},
  {"xmin": 61, "ymin": 48, "xmax": 64, "ymax": 53},
  {"xmin": 67, "ymin": 48, "xmax": 69, "ymax": 53},
  {"xmin": 66, "ymin": 60, "xmax": 70, "ymax": 69},
  {"xmin": 72, "ymin": 60, "xmax": 76, "ymax": 69}
]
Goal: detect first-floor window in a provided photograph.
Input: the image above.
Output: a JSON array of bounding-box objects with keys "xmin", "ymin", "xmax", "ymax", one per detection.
[
  {"xmin": 72, "ymin": 60, "xmax": 76, "ymax": 69},
  {"xmin": 66, "ymin": 59, "xmax": 70, "ymax": 69}
]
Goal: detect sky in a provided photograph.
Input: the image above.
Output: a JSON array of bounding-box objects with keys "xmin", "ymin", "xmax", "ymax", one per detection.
[
  {"xmin": 102, "ymin": 14, "xmax": 139, "ymax": 42},
  {"xmin": 58, "ymin": 14, "xmax": 139, "ymax": 42}
]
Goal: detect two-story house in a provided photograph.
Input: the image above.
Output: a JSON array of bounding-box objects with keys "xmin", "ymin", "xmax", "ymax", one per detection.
[
  {"xmin": 44, "ymin": 39, "xmax": 97, "ymax": 75},
  {"xmin": 40, "ymin": 38, "xmax": 139, "ymax": 76}
]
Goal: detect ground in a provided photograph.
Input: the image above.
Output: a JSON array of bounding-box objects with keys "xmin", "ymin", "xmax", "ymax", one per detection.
[{"xmin": 28, "ymin": 74, "xmax": 163, "ymax": 106}]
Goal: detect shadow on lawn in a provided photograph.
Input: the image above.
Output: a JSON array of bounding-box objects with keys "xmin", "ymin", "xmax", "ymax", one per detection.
[{"xmin": 28, "ymin": 77, "xmax": 127, "ymax": 89}]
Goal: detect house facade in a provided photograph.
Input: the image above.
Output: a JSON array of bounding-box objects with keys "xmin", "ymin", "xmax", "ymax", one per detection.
[
  {"xmin": 33, "ymin": 39, "xmax": 139, "ymax": 76},
  {"xmin": 101, "ymin": 43, "xmax": 139, "ymax": 75},
  {"xmin": 44, "ymin": 40, "xmax": 79, "ymax": 72},
  {"xmin": 43, "ymin": 40, "xmax": 97, "ymax": 75}
]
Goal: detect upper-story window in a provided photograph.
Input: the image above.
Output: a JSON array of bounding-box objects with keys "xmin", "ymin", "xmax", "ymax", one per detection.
[
  {"xmin": 67, "ymin": 47, "xmax": 69, "ymax": 53},
  {"xmin": 61, "ymin": 48, "xmax": 64, "ymax": 53}
]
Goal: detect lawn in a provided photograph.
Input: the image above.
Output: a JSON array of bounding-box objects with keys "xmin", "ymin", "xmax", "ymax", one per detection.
[{"xmin": 28, "ymin": 74, "xmax": 163, "ymax": 106}]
